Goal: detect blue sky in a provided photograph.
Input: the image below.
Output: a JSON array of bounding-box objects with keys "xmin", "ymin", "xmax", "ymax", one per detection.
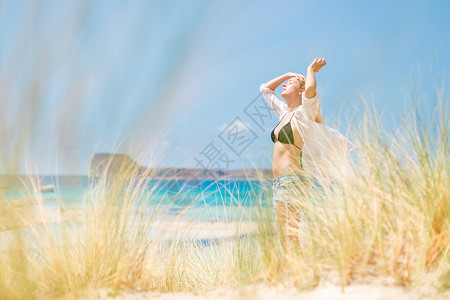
[{"xmin": 0, "ymin": 0, "xmax": 449, "ymax": 174}]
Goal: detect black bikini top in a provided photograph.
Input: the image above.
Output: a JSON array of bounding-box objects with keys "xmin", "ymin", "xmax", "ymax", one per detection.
[{"xmin": 271, "ymin": 113, "xmax": 302, "ymax": 150}]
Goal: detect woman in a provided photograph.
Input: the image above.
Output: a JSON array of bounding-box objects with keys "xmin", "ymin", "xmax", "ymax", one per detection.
[{"xmin": 260, "ymin": 58, "xmax": 355, "ymax": 246}]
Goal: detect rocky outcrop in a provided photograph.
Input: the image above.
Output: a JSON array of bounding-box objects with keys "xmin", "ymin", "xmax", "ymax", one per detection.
[{"xmin": 88, "ymin": 153, "xmax": 142, "ymax": 178}]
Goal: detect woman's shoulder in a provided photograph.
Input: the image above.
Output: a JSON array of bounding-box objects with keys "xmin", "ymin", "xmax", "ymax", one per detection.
[{"xmin": 302, "ymin": 91, "xmax": 320, "ymax": 103}]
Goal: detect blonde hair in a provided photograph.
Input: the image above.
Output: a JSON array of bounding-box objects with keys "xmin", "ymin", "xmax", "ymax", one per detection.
[{"xmin": 299, "ymin": 80, "xmax": 306, "ymax": 90}]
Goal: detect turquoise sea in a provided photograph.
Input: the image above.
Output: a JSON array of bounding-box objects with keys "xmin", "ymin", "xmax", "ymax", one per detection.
[{"xmin": 1, "ymin": 175, "xmax": 273, "ymax": 223}]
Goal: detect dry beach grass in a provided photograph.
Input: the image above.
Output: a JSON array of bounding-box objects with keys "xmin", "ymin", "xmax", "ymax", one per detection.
[{"xmin": 0, "ymin": 97, "xmax": 449, "ymax": 300}]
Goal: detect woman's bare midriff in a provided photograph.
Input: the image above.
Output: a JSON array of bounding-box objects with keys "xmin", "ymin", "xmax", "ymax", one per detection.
[{"xmin": 272, "ymin": 141, "xmax": 303, "ymax": 178}]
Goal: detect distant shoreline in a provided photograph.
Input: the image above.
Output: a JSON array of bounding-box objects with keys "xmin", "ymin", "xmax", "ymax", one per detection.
[
  {"xmin": 88, "ymin": 153, "xmax": 273, "ymax": 180},
  {"xmin": 0, "ymin": 153, "xmax": 273, "ymax": 181},
  {"xmin": 0, "ymin": 168, "xmax": 273, "ymax": 191}
]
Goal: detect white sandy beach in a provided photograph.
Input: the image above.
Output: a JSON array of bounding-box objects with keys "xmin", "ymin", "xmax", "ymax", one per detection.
[{"xmin": 85, "ymin": 280, "xmax": 448, "ymax": 300}]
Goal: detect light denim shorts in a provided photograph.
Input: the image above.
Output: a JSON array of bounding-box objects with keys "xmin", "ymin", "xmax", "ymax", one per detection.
[{"xmin": 272, "ymin": 171, "xmax": 307, "ymax": 206}]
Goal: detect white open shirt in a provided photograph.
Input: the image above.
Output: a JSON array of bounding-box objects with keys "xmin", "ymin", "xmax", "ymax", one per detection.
[{"xmin": 260, "ymin": 84, "xmax": 356, "ymax": 177}]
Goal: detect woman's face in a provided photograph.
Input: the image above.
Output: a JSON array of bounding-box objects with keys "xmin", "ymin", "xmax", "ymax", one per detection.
[{"xmin": 281, "ymin": 77, "xmax": 305, "ymax": 98}]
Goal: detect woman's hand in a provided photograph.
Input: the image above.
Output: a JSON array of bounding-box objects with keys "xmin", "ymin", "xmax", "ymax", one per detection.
[
  {"xmin": 308, "ymin": 58, "xmax": 326, "ymax": 73},
  {"xmin": 286, "ymin": 72, "xmax": 299, "ymax": 78},
  {"xmin": 262, "ymin": 72, "xmax": 305, "ymax": 91},
  {"xmin": 286, "ymin": 72, "xmax": 306, "ymax": 81}
]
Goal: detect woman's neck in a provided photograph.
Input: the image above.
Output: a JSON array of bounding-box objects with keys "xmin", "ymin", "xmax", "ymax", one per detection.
[{"xmin": 283, "ymin": 95, "xmax": 302, "ymax": 112}]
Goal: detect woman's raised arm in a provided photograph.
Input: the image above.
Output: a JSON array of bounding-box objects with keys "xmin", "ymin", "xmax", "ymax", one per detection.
[
  {"xmin": 260, "ymin": 72, "xmax": 298, "ymax": 119},
  {"xmin": 304, "ymin": 58, "xmax": 326, "ymax": 99},
  {"xmin": 262, "ymin": 72, "xmax": 298, "ymax": 91}
]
